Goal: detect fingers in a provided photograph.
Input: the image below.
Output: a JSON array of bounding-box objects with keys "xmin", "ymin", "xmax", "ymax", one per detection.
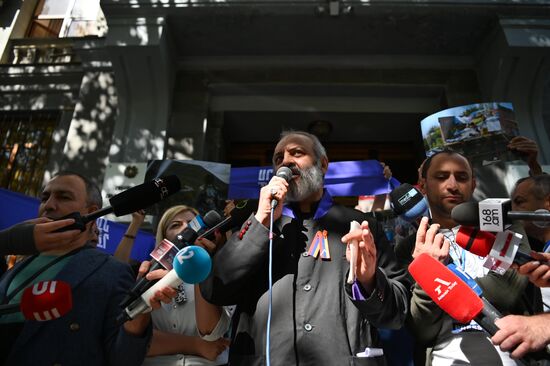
[
  {"xmin": 196, "ymin": 238, "xmax": 217, "ymax": 254},
  {"xmin": 138, "ymin": 261, "xmax": 151, "ymax": 278},
  {"xmin": 415, "ymin": 217, "xmax": 430, "ymax": 246},
  {"xmin": 424, "ymin": 223, "xmax": 440, "ymax": 246},
  {"xmin": 146, "ymin": 268, "xmax": 169, "ymax": 281},
  {"xmin": 149, "ymin": 287, "xmax": 178, "ymax": 310}
]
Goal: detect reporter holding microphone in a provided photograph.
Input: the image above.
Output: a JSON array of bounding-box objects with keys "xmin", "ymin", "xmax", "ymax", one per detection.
[{"xmin": 0, "ymin": 171, "xmax": 176, "ymax": 366}]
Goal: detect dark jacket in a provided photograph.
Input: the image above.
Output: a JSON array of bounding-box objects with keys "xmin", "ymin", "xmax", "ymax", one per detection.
[{"xmin": 201, "ymin": 201, "xmax": 410, "ymax": 366}]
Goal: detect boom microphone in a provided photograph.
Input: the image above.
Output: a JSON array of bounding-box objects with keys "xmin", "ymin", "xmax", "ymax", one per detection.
[
  {"xmin": 118, "ymin": 246, "xmax": 211, "ymax": 324},
  {"xmin": 120, "ymin": 210, "xmax": 221, "ymax": 308},
  {"xmin": 389, "ymin": 183, "xmax": 429, "ymax": 222},
  {"xmin": 20, "ymin": 280, "xmax": 72, "ymax": 321},
  {"xmin": 55, "ymin": 175, "xmax": 182, "ymax": 232},
  {"xmin": 271, "ymin": 167, "xmax": 293, "ymax": 209}
]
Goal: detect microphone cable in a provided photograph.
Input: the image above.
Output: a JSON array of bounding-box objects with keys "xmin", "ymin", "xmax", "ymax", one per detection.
[{"xmin": 265, "ymin": 197, "xmax": 276, "ymax": 366}]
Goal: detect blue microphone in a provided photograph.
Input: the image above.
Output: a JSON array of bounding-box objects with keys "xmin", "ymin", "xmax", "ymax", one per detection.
[{"xmin": 389, "ymin": 183, "xmax": 429, "ymax": 222}]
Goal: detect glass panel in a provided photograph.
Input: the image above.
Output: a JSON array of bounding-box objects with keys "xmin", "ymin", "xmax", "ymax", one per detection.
[
  {"xmin": 38, "ymin": 0, "xmax": 71, "ymax": 18},
  {"xmin": 70, "ymin": 0, "xmax": 100, "ymax": 20}
]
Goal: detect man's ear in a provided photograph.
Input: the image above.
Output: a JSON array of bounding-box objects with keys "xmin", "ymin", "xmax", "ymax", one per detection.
[
  {"xmin": 86, "ymin": 205, "xmax": 99, "ymax": 215},
  {"xmin": 321, "ymin": 157, "xmax": 329, "ymax": 174},
  {"xmin": 471, "ymin": 177, "xmax": 477, "ymax": 192},
  {"xmin": 418, "ymin": 178, "xmax": 427, "ymax": 195},
  {"xmin": 544, "ymin": 194, "xmax": 550, "ymax": 211}
]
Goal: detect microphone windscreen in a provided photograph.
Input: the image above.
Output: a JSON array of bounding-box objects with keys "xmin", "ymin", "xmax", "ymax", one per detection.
[
  {"xmin": 173, "ymin": 246, "xmax": 212, "ymax": 284},
  {"xmin": 401, "ymin": 197, "xmax": 429, "ymax": 222},
  {"xmin": 275, "ymin": 166, "xmax": 293, "ymax": 182},
  {"xmin": 203, "ymin": 210, "xmax": 223, "ymax": 228},
  {"xmin": 409, "ymin": 253, "xmax": 483, "ymax": 323},
  {"xmin": 390, "ymin": 183, "xmax": 424, "ymax": 215},
  {"xmin": 455, "ymin": 226, "xmax": 495, "ymax": 257},
  {"xmin": 110, "ymin": 175, "xmax": 181, "ymax": 216},
  {"xmin": 21, "ymin": 280, "xmax": 72, "ymax": 321},
  {"xmin": 451, "ymin": 202, "xmax": 479, "ymax": 227}
]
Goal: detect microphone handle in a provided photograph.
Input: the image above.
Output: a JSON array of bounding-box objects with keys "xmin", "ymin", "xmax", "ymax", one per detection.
[
  {"xmin": 197, "ymin": 216, "xmax": 232, "ymax": 241},
  {"xmin": 475, "ymin": 297, "xmax": 501, "ymax": 336},
  {"xmin": 119, "ymin": 260, "xmax": 163, "ymax": 308},
  {"xmin": 508, "ymin": 211, "xmax": 550, "ymax": 221},
  {"xmin": 52, "ymin": 206, "xmax": 115, "ymax": 233},
  {"xmin": 82, "ymin": 206, "xmax": 114, "ymax": 223}
]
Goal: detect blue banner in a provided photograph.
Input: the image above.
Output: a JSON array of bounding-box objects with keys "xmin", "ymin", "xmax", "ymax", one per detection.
[
  {"xmin": 228, "ymin": 160, "xmax": 400, "ymax": 199},
  {"xmin": 0, "ymin": 188, "xmax": 155, "ymax": 262}
]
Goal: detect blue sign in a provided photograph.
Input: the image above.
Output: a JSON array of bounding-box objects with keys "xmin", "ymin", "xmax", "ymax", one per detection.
[{"xmin": 228, "ymin": 160, "xmax": 400, "ymax": 199}]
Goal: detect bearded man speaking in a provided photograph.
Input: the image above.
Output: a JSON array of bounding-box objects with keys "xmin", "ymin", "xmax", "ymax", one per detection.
[{"xmin": 200, "ymin": 131, "xmax": 410, "ymax": 366}]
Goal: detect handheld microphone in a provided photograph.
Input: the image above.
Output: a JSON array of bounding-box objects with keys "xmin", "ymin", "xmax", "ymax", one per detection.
[
  {"xmin": 452, "ymin": 200, "xmax": 550, "ymax": 232},
  {"xmin": 120, "ymin": 210, "xmax": 221, "ymax": 308},
  {"xmin": 20, "ymin": 280, "xmax": 72, "ymax": 321},
  {"xmin": 118, "ymin": 246, "xmax": 211, "ymax": 324},
  {"xmin": 54, "ymin": 175, "xmax": 182, "ymax": 232},
  {"xmin": 198, "ymin": 199, "xmax": 258, "ymax": 241},
  {"xmin": 410, "ymin": 254, "xmax": 547, "ymax": 364},
  {"xmin": 456, "ymin": 226, "xmax": 547, "ymax": 272},
  {"xmin": 271, "ymin": 166, "xmax": 293, "ymax": 209},
  {"xmin": 389, "ymin": 183, "xmax": 429, "ymax": 223}
]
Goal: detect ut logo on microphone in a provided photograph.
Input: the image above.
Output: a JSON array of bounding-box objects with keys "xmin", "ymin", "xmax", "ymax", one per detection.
[{"xmin": 31, "ymin": 280, "xmax": 57, "ymax": 295}]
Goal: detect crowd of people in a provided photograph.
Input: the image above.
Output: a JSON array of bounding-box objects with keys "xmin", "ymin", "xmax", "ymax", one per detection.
[{"xmin": 1, "ymin": 131, "xmax": 550, "ymax": 366}]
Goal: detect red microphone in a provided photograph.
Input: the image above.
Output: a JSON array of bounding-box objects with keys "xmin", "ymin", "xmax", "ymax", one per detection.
[
  {"xmin": 409, "ymin": 253, "xmax": 485, "ymax": 324},
  {"xmin": 20, "ymin": 280, "xmax": 72, "ymax": 321},
  {"xmin": 456, "ymin": 226, "xmax": 545, "ymax": 267}
]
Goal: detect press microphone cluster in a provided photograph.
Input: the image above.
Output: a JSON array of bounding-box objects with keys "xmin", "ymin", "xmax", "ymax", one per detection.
[
  {"xmin": 0, "ymin": 280, "xmax": 73, "ymax": 321},
  {"xmin": 118, "ymin": 245, "xmax": 211, "ymax": 324},
  {"xmin": 120, "ymin": 210, "xmax": 222, "ymax": 308},
  {"xmin": 55, "ymin": 175, "xmax": 182, "ymax": 233},
  {"xmin": 452, "ymin": 200, "xmax": 550, "ymax": 232}
]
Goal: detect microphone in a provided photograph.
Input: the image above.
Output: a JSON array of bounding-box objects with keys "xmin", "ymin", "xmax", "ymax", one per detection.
[
  {"xmin": 389, "ymin": 183, "xmax": 429, "ymax": 222},
  {"xmin": 55, "ymin": 175, "xmax": 182, "ymax": 232},
  {"xmin": 20, "ymin": 280, "xmax": 72, "ymax": 321},
  {"xmin": 456, "ymin": 226, "xmax": 547, "ymax": 273},
  {"xmin": 409, "ymin": 254, "xmax": 547, "ymax": 364},
  {"xmin": 452, "ymin": 200, "xmax": 550, "ymax": 232},
  {"xmin": 271, "ymin": 166, "xmax": 293, "ymax": 209},
  {"xmin": 118, "ymin": 245, "xmax": 211, "ymax": 324},
  {"xmin": 197, "ymin": 199, "xmax": 258, "ymax": 241},
  {"xmin": 120, "ymin": 210, "xmax": 222, "ymax": 308}
]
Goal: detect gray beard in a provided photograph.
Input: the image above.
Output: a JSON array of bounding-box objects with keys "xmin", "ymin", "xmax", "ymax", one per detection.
[{"xmin": 286, "ymin": 163, "xmax": 324, "ymax": 202}]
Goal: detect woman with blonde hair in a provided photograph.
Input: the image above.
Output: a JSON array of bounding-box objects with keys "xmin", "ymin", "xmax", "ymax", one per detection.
[{"xmin": 140, "ymin": 205, "xmax": 232, "ymax": 366}]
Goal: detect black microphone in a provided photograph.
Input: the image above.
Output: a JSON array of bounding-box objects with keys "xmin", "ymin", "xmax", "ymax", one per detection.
[
  {"xmin": 54, "ymin": 175, "xmax": 182, "ymax": 232},
  {"xmin": 198, "ymin": 199, "xmax": 258, "ymax": 241},
  {"xmin": 119, "ymin": 210, "xmax": 222, "ymax": 308},
  {"xmin": 452, "ymin": 200, "xmax": 550, "ymax": 232},
  {"xmin": 388, "ymin": 183, "xmax": 430, "ymax": 223},
  {"xmin": 271, "ymin": 166, "xmax": 293, "ymax": 209}
]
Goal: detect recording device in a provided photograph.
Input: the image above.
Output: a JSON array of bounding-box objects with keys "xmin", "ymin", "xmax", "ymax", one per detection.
[
  {"xmin": 120, "ymin": 210, "xmax": 221, "ymax": 308},
  {"xmin": 452, "ymin": 200, "xmax": 550, "ymax": 232},
  {"xmin": 389, "ymin": 183, "xmax": 429, "ymax": 222},
  {"xmin": 118, "ymin": 246, "xmax": 211, "ymax": 324},
  {"xmin": 271, "ymin": 166, "xmax": 293, "ymax": 209},
  {"xmin": 19, "ymin": 280, "xmax": 72, "ymax": 321},
  {"xmin": 456, "ymin": 226, "xmax": 548, "ymax": 273},
  {"xmin": 54, "ymin": 175, "xmax": 182, "ymax": 233}
]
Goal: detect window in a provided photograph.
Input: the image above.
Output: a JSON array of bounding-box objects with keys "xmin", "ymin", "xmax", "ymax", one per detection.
[
  {"xmin": 27, "ymin": 0, "xmax": 107, "ymax": 39},
  {"xmin": 0, "ymin": 111, "xmax": 59, "ymax": 197}
]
